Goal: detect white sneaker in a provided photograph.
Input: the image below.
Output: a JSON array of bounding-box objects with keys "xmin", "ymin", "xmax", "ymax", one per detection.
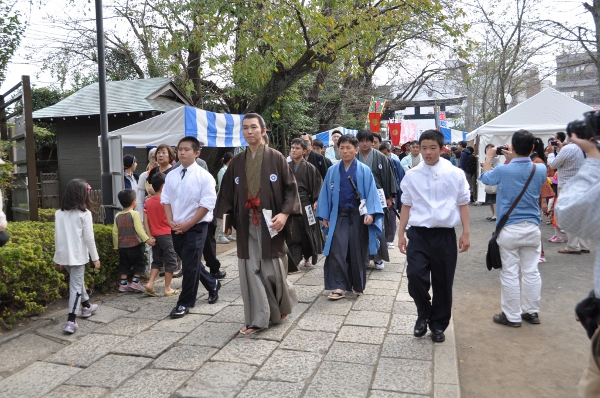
[
  {"xmin": 217, "ymin": 236, "xmax": 230, "ymax": 244},
  {"xmin": 387, "ymin": 242, "xmax": 394, "ymax": 248},
  {"xmin": 226, "ymin": 235, "xmax": 236, "ymax": 242},
  {"xmin": 375, "ymin": 262, "xmax": 385, "ymax": 270}
]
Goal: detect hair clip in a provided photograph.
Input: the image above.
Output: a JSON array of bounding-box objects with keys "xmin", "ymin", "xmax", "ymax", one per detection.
[{"xmin": 87, "ymin": 183, "xmax": 92, "ymax": 192}]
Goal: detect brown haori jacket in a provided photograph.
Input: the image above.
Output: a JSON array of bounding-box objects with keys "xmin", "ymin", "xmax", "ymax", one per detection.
[{"xmin": 215, "ymin": 146, "xmax": 301, "ymax": 259}]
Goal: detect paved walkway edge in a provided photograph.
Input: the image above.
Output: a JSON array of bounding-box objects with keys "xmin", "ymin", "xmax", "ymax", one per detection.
[{"xmin": 433, "ymin": 316, "xmax": 461, "ymax": 398}]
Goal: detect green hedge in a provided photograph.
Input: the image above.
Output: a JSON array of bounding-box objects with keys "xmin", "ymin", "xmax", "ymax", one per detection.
[
  {"xmin": 38, "ymin": 208, "xmax": 56, "ymax": 222},
  {"xmin": 0, "ymin": 221, "xmax": 120, "ymax": 328}
]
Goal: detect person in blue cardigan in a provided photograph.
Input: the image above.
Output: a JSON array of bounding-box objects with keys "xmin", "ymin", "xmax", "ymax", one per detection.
[{"xmin": 316, "ymin": 134, "xmax": 384, "ymax": 299}]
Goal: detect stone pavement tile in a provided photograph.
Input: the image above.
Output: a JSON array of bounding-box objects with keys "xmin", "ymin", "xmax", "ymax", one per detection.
[
  {"xmin": 66, "ymin": 355, "xmax": 152, "ymax": 388},
  {"xmin": 175, "ymin": 362, "xmax": 256, "ymax": 398},
  {"xmin": 378, "ymin": 262, "xmax": 404, "ymax": 273},
  {"xmin": 399, "ymin": 279, "xmax": 409, "ymax": 294},
  {"xmin": 108, "ymin": 369, "xmax": 192, "ymax": 398},
  {"xmin": 43, "ymin": 385, "xmax": 108, "ymax": 398},
  {"xmin": 444, "ymin": 320, "xmax": 456, "ymax": 348},
  {"xmin": 372, "ymin": 358, "xmax": 432, "ymax": 395},
  {"xmin": 369, "ymin": 391, "xmax": 425, "ymax": 398},
  {"xmin": 389, "ymin": 314, "xmax": 419, "ymax": 335},
  {"xmin": 434, "ymin": 346, "xmax": 459, "ymax": 385},
  {"xmin": 434, "ymin": 383, "xmax": 460, "ymax": 398},
  {"xmin": 395, "ymin": 292, "xmax": 414, "ymax": 302},
  {"xmin": 123, "ymin": 300, "xmax": 175, "ymax": 321},
  {"xmin": 297, "ymin": 312, "xmax": 345, "ymax": 333},
  {"xmin": 216, "ymin": 293, "xmax": 242, "ymax": 302},
  {"xmin": 352, "ymin": 294, "xmax": 394, "ymax": 313},
  {"xmin": 280, "ymin": 330, "xmax": 336, "ymax": 354},
  {"xmin": 253, "ymin": 303, "xmax": 309, "ymax": 342},
  {"xmin": 303, "ymin": 268, "xmax": 323, "ymax": 278},
  {"xmin": 46, "ymin": 334, "xmax": 129, "ymax": 367},
  {"xmin": 153, "ymin": 346, "xmax": 217, "ymax": 371},
  {"xmin": 369, "ymin": 271, "xmax": 402, "ymax": 281},
  {"xmin": 325, "ymin": 341, "xmax": 380, "ymax": 365},
  {"xmin": 111, "ymin": 330, "xmax": 186, "ymax": 358},
  {"xmin": 94, "ymin": 317, "xmax": 157, "ymax": 336},
  {"xmin": 336, "ymin": 325, "xmax": 386, "ymax": 345},
  {"xmin": 231, "ymin": 296, "xmax": 245, "ymax": 306},
  {"xmin": 102, "ymin": 294, "xmax": 144, "ymax": 312},
  {"xmin": 222, "ymin": 270, "xmax": 239, "ymax": 280},
  {"xmin": 305, "ymin": 361, "xmax": 374, "ymax": 398},
  {"xmin": 0, "ymin": 334, "xmax": 65, "ymax": 374},
  {"xmin": 295, "ymin": 285, "xmax": 324, "ymax": 303},
  {"xmin": 392, "ymin": 301, "xmax": 417, "ymax": 315},
  {"xmin": 188, "ymin": 299, "xmax": 230, "ymax": 316},
  {"xmin": 211, "ymin": 338, "xmax": 278, "ymax": 366},
  {"xmin": 36, "ymin": 318, "xmax": 102, "ymax": 343},
  {"xmin": 345, "ymin": 310, "xmax": 390, "ymax": 328},
  {"xmin": 208, "ymin": 305, "xmax": 245, "ymax": 323},
  {"xmin": 179, "ymin": 322, "xmax": 241, "ymax": 348},
  {"xmin": 308, "ymin": 296, "xmax": 353, "ymax": 316},
  {"xmin": 237, "ymin": 380, "xmax": 305, "ymax": 398},
  {"xmin": 84, "ymin": 305, "xmax": 130, "ymax": 324},
  {"xmin": 363, "ymin": 288, "xmax": 399, "ymax": 297},
  {"xmin": 220, "ymin": 278, "xmax": 240, "ymax": 293},
  {"xmin": 151, "ymin": 314, "xmax": 210, "ymax": 333},
  {"xmin": 255, "ymin": 349, "xmax": 322, "ymax": 383},
  {"xmin": 294, "ymin": 277, "xmax": 324, "ymax": 286},
  {"xmin": 381, "ymin": 334, "xmax": 433, "ymax": 361},
  {"xmin": 286, "ymin": 273, "xmax": 303, "ymax": 283},
  {"xmin": 0, "ymin": 362, "xmax": 81, "ymax": 398},
  {"xmin": 365, "ymin": 279, "xmax": 400, "ymax": 291}
]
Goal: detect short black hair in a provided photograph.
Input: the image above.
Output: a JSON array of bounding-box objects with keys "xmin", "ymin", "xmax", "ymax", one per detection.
[
  {"xmin": 356, "ymin": 130, "xmax": 374, "ymax": 142},
  {"xmin": 290, "ymin": 137, "xmax": 307, "ymax": 150},
  {"xmin": 151, "ymin": 172, "xmax": 166, "ymax": 192},
  {"xmin": 372, "ymin": 133, "xmax": 382, "ymax": 142},
  {"xmin": 178, "ymin": 136, "xmax": 201, "ymax": 152},
  {"xmin": 512, "ymin": 129, "xmax": 535, "ymax": 156},
  {"xmin": 454, "ymin": 150, "xmax": 461, "ymax": 158},
  {"xmin": 410, "ymin": 140, "xmax": 419, "ymax": 146},
  {"xmin": 312, "ymin": 139, "xmax": 324, "ymax": 149},
  {"xmin": 331, "ymin": 130, "xmax": 342, "ymax": 137},
  {"xmin": 458, "ymin": 141, "xmax": 467, "ymax": 148},
  {"xmin": 222, "ymin": 152, "xmax": 234, "ymax": 165},
  {"xmin": 337, "ymin": 134, "xmax": 359, "ymax": 148},
  {"xmin": 117, "ymin": 189, "xmax": 137, "ymax": 208},
  {"xmin": 555, "ymin": 132, "xmax": 566, "ymax": 143},
  {"xmin": 440, "ymin": 153, "xmax": 451, "ymax": 160},
  {"xmin": 379, "ymin": 142, "xmax": 391, "ymax": 152},
  {"xmin": 419, "ymin": 129, "xmax": 444, "ymax": 148},
  {"xmin": 244, "ymin": 113, "xmax": 266, "ymax": 129}
]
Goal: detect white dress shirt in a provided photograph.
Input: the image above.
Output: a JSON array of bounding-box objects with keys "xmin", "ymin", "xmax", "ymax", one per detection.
[
  {"xmin": 401, "ymin": 158, "xmax": 470, "ymax": 228},
  {"xmin": 53, "ymin": 209, "xmax": 99, "ymax": 265},
  {"xmin": 161, "ymin": 162, "xmax": 217, "ymax": 224}
]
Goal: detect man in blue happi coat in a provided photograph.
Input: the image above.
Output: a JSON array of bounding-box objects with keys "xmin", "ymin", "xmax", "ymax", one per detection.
[{"xmin": 316, "ymin": 134, "xmax": 384, "ymax": 299}]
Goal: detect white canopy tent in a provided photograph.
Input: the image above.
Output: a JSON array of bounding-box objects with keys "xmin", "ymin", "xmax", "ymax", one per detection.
[{"xmin": 466, "ymin": 88, "xmax": 593, "ymax": 202}]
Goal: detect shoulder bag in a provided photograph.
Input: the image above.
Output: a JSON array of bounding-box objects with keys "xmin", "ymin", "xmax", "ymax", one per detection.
[{"xmin": 486, "ymin": 165, "xmax": 537, "ymax": 271}]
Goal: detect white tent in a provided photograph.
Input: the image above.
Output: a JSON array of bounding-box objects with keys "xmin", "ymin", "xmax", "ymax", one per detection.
[
  {"xmin": 109, "ymin": 106, "xmax": 247, "ymax": 147},
  {"xmin": 466, "ymin": 88, "xmax": 593, "ymax": 202}
]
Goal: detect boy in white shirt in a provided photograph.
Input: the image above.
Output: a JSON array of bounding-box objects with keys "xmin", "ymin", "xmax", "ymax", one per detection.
[
  {"xmin": 161, "ymin": 136, "xmax": 220, "ymax": 318},
  {"xmin": 398, "ymin": 129, "xmax": 471, "ymax": 343}
]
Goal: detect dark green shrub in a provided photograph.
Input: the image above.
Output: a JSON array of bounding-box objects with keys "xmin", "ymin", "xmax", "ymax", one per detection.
[{"xmin": 0, "ymin": 221, "xmax": 120, "ymax": 328}]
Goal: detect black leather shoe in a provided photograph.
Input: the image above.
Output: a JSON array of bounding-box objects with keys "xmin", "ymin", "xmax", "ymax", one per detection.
[
  {"xmin": 414, "ymin": 319, "xmax": 428, "ymax": 337},
  {"xmin": 208, "ymin": 281, "xmax": 221, "ymax": 304},
  {"xmin": 211, "ymin": 270, "xmax": 227, "ymax": 279},
  {"xmin": 170, "ymin": 305, "xmax": 188, "ymax": 319},
  {"xmin": 431, "ymin": 329, "xmax": 445, "ymax": 343}
]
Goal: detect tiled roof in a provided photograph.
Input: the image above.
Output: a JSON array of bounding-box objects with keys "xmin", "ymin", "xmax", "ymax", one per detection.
[{"xmin": 32, "ymin": 78, "xmax": 191, "ymax": 120}]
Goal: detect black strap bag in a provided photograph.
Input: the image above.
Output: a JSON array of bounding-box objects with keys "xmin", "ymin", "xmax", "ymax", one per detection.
[{"xmin": 486, "ymin": 165, "xmax": 537, "ymax": 271}]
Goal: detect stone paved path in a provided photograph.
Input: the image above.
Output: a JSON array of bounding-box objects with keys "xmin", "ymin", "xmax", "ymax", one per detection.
[{"xmin": 0, "ymin": 246, "xmax": 460, "ymax": 397}]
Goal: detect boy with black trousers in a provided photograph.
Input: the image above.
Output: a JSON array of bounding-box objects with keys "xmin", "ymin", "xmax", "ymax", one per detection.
[
  {"xmin": 161, "ymin": 136, "xmax": 220, "ymax": 318},
  {"xmin": 398, "ymin": 129, "xmax": 471, "ymax": 343}
]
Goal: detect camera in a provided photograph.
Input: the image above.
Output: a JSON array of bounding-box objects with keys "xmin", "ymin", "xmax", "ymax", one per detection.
[
  {"xmin": 550, "ymin": 140, "xmax": 558, "ymax": 147},
  {"xmin": 566, "ymin": 110, "xmax": 600, "ymax": 139},
  {"xmin": 496, "ymin": 146, "xmax": 507, "ymax": 155}
]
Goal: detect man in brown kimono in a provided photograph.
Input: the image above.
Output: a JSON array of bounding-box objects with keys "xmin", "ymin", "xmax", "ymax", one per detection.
[
  {"xmin": 215, "ymin": 113, "xmax": 300, "ymax": 335},
  {"xmin": 286, "ymin": 138, "xmax": 324, "ymax": 272}
]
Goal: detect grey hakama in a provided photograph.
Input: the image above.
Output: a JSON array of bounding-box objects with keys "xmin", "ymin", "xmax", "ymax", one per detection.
[
  {"xmin": 238, "ymin": 216, "xmax": 297, "ymax": 329},
  {"xmin": 323, "ymin": 207, "xmax": 369, "ymax": 293}
]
